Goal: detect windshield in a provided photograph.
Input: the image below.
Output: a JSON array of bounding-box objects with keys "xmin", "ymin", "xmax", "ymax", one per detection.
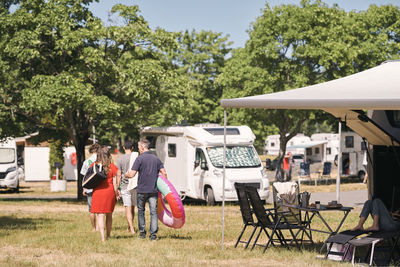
[
  {"xmin": 207, "ymin": 146, "xmax": 261, "ymax": 168},
  {"xmin": 0, "ymin": 148, "xmax": 15, "ymax": 164}
]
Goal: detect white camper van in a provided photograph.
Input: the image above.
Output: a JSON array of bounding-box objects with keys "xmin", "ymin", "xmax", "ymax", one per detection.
[
  {"xmin": 340, "ymin": 131, "xmax": 367, "ymax": 179},
  {"xmin": 141, "ymin": 125, "xmax": 270, "ymax": 205},
  {"xmin": 0, "ymin": 138, "xmax": 20, "ymax": 192}
]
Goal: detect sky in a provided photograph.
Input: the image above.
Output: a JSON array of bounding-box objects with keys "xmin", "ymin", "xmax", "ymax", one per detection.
[{"xmin": 89, "ymin": 0, "xmax": 400, "ymax": 48}]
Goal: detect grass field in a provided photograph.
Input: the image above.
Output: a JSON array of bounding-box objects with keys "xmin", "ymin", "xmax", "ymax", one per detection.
[{"xmin": 0, "ymin": 182, "xmax": 369, "ymax": 267}]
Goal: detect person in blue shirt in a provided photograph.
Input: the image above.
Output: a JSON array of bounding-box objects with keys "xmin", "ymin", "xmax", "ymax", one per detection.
[{"xmin": 125, "ymin": 138, "xmax": 167, "ymax": 241}]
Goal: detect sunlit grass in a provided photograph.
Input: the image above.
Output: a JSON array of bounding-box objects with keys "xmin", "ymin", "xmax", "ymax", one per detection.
[{"xmin": 0, "ymin": 199, "xmax": 363, "ymax": 267}]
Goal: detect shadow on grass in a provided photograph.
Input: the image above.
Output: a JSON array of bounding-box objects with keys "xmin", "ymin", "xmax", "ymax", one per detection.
[
  {"xmin": 0, "ymin": 197, "xmax": 85, "ymax": 204},
  {"xmin": 249, "ymin": 240, "xmax": 325, "ymax": 254},
  {"xmin": 0, "ymin": 215, "xmax": 53, "ymax": 232},
  {"xmin": 158, "ymin": 234, "xmax": 192, "ymax": 240}
]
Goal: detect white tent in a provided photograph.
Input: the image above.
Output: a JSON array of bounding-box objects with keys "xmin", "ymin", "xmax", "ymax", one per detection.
[
  {"xmin": 221, "ymin": 60, "xmax": 400, "ymax": 146},
  {"xmin": 219, "ymin": 60, "xmax": 400, "ymax": 248}
]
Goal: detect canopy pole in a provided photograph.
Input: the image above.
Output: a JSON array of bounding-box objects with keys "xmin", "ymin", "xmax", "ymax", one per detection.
[
  {"xmin": 336, "ymin": 121, "xmax": 342, "ymax": 203},
  {"xmin": 222, "ymin": 109, "xmax": 227, "ymax": 250}
]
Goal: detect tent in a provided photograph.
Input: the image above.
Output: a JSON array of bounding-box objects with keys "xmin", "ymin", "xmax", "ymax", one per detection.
[
  {"xmin": 221, "ymin": 60, "xmax": 400, "ymax": 146},
  {"xmin": 219, "ymin": 60, "xmax": 400, "ymax": 248}
]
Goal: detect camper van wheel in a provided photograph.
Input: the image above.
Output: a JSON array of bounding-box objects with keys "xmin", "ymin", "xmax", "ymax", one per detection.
[
  {"xmin": 205, "ymin": 187, "xmax": 215, "ymax": 206},
  {"xmin": 358, "ymin": 171, "xmax": 366, "ymax": 181},
  {"xmin": 12, "ymin": 183, "xmax": 19, "ymax": 193}
]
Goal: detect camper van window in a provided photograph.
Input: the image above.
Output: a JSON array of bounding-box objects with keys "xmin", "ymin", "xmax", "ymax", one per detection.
[
  {"xmin": 207, "ymin": 146, "xmax": 261, "ymax": 168},
  {"xmin": 315, "ymin": 147, "xmax": 320, "ymax": 154},
  {"xmin": 0, "ymin": 148, "xmax": 15, "ymax": 164},
  {"xmin": 361, "ymin": 142, "xmax": 367, "ymax": 151},
  {"xmin": 306, "ymin": 148, "xmax": 312, "ymax": 156},
  {"xmin": 204, "ymin": 128, "xmax": 240, "ymax": 135},
  {"xmin": 345, "ymin": 136, "xmax": 354, "ymax": 148},
  {"xmin": 326, "ymin": 147, "xmax": 331, "ymax": 155},
  {"xmin": 271, "ymin": 142, "xmax": 275, "ymax": 147},
  {"xmin": 195, "ymin": 148, "xmax": 207, "ymax": 169},
  {"xmin": 168, "ymin": 144, "xmax": 176, "ymax": 157}
]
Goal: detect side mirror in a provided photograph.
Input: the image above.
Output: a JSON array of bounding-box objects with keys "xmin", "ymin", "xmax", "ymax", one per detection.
[
  {"xmin": 200, "ymin": 161, "xmax": 208, "ymax": 170},
  {"xmin": 17, "ymin": 157, "xmax": 24, "ymax": 166},
  {"xmin": 194, "ymin": 160, "xmax": 200, "ymax": 168}
]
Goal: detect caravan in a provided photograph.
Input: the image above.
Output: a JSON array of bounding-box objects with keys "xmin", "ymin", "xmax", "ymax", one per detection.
[
  {"xmin": 0, "ymin": 138, "xmax": 20, "ymax": 192},
  {"xmin": 340, "ymin": 131, "xmax": 367, "ymax": 179},
  {"xmin": 141, "ymin": 125, "xmax": 270, "ymax": 205}
]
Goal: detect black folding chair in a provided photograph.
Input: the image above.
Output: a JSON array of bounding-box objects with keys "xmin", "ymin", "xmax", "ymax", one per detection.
[
  {"xmin": 272, "ymin": 181, "xmax": 314, "ymax": 247},
  {"xmin": 234, "ymin": 183, "xmax": 258, "ymax": 249},
  {"xmin": 245, "ymin": 185, "xmax": 303, "ymax": 252}
]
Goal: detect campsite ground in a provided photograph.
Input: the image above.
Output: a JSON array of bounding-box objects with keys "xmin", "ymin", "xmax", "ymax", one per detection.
[{"xmin": 0, "ymin": 181, "xmax": 369, "ymax": 266}]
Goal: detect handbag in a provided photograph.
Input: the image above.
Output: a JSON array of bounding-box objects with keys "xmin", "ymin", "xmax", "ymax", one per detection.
[
  {"xmin": 82, "ymin": 163, "xmax": 107, "ymax": 189},
  {"xmin": 127, "ymin": 152, "xmax": 139, "ymax": 191}
]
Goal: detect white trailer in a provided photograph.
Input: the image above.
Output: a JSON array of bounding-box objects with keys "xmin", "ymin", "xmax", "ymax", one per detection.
[
  {"xmin": 340, "ymin": 131, "xmax": 367, "ymax": 179},
  {"xmin": 0, "ymin": 138, "xmax": 20, "ymax": 191},
  {"xmin": 141, "ymin": 125, "xmax": 270, "ymax": 205}
]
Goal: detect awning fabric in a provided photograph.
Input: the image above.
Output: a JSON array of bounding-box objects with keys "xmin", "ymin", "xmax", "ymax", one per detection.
[
  {"xmin": 287, "ymin": 141, "xmax": 327, "ymax": 149},
  {"xmin": 220, "ymin": 61, "xmax": 400, "ymax": 146}
]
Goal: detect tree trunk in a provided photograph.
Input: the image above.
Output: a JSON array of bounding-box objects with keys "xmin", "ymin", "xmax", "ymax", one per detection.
[{"xmin": 75, "ymin": 141, "xmax": 86, "ymax": 200}]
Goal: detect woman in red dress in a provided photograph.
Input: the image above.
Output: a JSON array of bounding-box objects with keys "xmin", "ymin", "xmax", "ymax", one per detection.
[{"xmin": 91, "ymin": 146, "xmax": 119, "ymax": 241}]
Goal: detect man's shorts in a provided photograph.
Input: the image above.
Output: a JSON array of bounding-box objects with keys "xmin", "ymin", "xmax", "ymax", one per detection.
[
  {"xmin": 86, "ymin": 192, "xmax": 93, "ymax": 212},
  {"xmin": 121, "ymin": 188, "xmax": 137, "ymax": 207}
]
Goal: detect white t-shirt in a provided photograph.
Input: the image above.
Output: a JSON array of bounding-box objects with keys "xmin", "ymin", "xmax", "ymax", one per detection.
[
  {"xmin": 81, "ymin": 154, "xmax": 97, "ymax": 193},
  {"xmin": 362, "ymin": 151, "xmax": 368, "ymax": 166}
]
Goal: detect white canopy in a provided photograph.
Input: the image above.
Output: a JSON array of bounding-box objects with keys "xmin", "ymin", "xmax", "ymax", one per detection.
[
  {"xmin": 219, "ymin": 60, "xmax": 400, "ymax": 249},
  {"xmin": 221, "ymin": 60, "xmax": 400, "ymax": 146}
]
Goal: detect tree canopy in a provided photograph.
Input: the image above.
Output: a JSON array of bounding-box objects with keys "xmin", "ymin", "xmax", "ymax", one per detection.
[
  {"xmin": 218, "ymin": 0, "xmax": 400, "ymax": 157},
  {"xmin": 1, "ymin": 0, "xmax": 400, "ymax": 194}
]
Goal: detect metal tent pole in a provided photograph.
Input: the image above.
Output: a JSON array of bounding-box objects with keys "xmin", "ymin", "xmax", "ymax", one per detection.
[
  {"xmin": 336, "ymin": 122, "xmax": 342, "ymax": 203},
  {"xmin": 222, "ymin": 109, "xmax": 227, "ymax": 250}
]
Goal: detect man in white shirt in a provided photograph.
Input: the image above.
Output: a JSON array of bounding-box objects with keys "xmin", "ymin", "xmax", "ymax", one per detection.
[
  {"xmin": 81, "ymin": 143, "xmax": 100, "ymax": 231},
  {"xmin": 116, "ymin": 140, "xmax": 137, "ymax": 235}
]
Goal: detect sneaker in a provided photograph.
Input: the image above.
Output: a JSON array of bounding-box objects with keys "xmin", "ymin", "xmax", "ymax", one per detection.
[
  {"xmin": 139, "ymin": 233, "xmax": 146, "ymax": 239},
  {"xmin": 150, "ymin": 235, "xmax": 157, "ymax": 241}
]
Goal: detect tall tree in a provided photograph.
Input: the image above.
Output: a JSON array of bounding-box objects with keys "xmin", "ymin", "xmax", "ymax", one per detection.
[
  {"xmin": 218, "ymin": 0, "xmax": 400, "ymax": 175},
  {"xmin": 0, "ymin": 1, "xmax": 188, "ymax": 198},
  {"xmin": 170, "ymin": 30, "xmax": 232, "ymax": 124}
]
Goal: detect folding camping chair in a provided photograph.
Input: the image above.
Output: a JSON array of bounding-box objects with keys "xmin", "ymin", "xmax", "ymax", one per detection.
[
  {"xmin": 298, "ymin": 162, "xmax": 310, "ymax": 182},
  {"xmin": 234, "ymin": 183, "xmax": 258, "ymax": 249},
  {"xmin": 272, "ymin": 181, "xmax": 313, "ymax": 246},
  {"xmin": 245, "ymin": 185, "xmax": 304, "ymax": 252},
  {"xmin": 313, "ymin": 162, "xmax": 332, "ymax": 185}
]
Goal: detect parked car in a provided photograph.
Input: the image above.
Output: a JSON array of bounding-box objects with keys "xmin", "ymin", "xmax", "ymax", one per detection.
[{"xmin": 292, "ymin": 154, "xmax": 305, "ymax": 166}]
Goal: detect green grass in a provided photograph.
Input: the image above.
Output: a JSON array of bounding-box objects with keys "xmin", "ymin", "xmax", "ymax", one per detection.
[{"xmin": 0, "ymin": 197, "xmax": 367, "ymax": 267}]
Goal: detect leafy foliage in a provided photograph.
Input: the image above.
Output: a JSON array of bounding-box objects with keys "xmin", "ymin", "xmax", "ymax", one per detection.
[{"xmin": 218, "ymin": 0, "xmax": 400, "ymax": 156}]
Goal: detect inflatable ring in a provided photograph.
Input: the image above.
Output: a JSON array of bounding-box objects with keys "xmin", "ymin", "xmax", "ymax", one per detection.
[{"xmin": 157, "ymin": 175, "xmax": 185, "ymax": 229}]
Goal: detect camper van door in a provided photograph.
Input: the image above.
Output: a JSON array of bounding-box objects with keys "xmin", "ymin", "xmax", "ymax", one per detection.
[
  {"xmin": 155, "ymin": 135, "xmax": 187, "ymax": 194},
  {"xmin": 193, "ymin": 148, "xmax": 208, "ymax": 198},
  {"xmin": 349, "ymin": 152, "xmax": 357, "ymax": 176}
]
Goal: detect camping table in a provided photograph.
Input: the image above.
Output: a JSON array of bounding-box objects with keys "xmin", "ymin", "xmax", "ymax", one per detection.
[{"xmin": 281, "ymin": 204, "xmax": 353, "ymax": 252}]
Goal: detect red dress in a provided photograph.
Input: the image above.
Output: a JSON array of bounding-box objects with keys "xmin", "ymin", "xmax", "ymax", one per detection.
[{"xmin": 91, "ymin": 163, "xmax": 118, "ymax": 213}]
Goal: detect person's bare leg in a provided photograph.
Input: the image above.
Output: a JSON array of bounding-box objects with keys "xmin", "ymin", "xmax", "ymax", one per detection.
[
  {"xmin": 106, "ymin": 213, "xmax": 113, "ymax": 239},
  {"xmin": 363, "ymin": 173, "xmax": 368, "ymax": 184},
  {"xmin": 97, "ymin": 213, "xmax": 105, "ymax": 242},
  {"xmin": 351, "ymin": 216, "xmax": 367, "ymax": 231},
  {"xmin": 95, "ymin": 214, "xmax": 99, "ymax": 231},
  {"xmin": 125, "ymin": 206, "xmax": 135, "ymax": 234},
  {"xmin": 90, "ymin": 213, "xmax": 96, "ymax": 231},
  {"xmin": 365, "ymin": 215, "xmax": 380, "ymax": 231}
]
